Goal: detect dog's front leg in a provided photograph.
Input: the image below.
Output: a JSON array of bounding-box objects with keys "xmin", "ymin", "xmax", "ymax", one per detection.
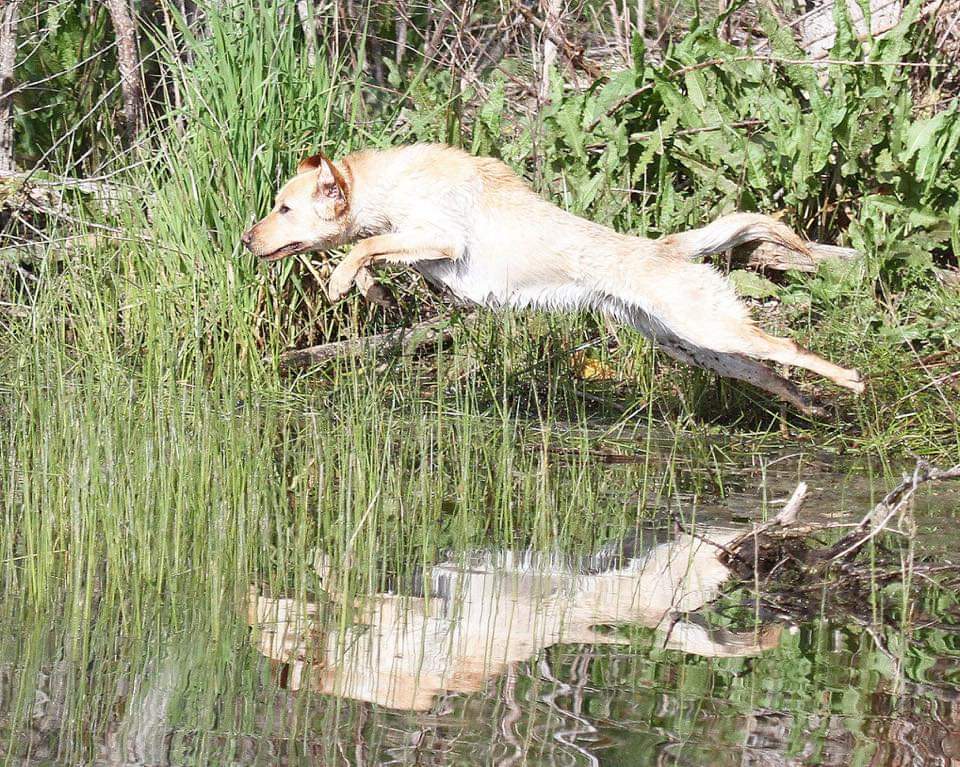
[{"xmin": 327, "ymin": 233, "xmax": 457, "ymax": 302}]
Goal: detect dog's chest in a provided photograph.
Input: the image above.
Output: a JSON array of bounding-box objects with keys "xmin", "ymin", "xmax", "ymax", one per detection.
[
  {"xmin": 413, "ymin": 252, "xmax": 594, "ymax": 312},
  {"xmin": 413, "ymin": 250, "xmax": 510, "ymax": 307}
]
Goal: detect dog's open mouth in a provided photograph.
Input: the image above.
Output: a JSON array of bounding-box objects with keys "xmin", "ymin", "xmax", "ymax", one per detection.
[{"xmin": 259, "ymin": 242, "xmax": 305, "ymax": 262}]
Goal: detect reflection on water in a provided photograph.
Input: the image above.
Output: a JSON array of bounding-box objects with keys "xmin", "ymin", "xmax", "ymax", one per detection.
[
  {"xmin": 249, "ymin": 529, "xmax": 782, "ymax": 711},
  {"xmin": 3, "ymin": 470, "xmax": 960, "ymax": 766}
]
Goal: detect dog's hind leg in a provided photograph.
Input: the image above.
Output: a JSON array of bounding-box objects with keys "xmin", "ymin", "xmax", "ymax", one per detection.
[
  {"xmin": 742, "ymin": 327, "xmax": 864, "ymax": 393},
  {"xmin": 603, "ymin": 302, "xmax": 820, "ymax": 412},
  {"xmin": 651, "ymin": 329, "xmax": 818, "ymax": 413},
  {"xmin": 598, "ymin": 256, "xmax": 862, "ymax": 400}
]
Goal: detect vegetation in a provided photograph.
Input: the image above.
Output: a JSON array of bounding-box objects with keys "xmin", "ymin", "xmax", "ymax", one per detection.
[{"xmin": 1, "ymin": 1, "xmax": 959, "ymax": 764}]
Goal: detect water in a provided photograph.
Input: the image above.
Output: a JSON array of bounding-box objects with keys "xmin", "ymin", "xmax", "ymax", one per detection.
[{"xmin": 2, "ymin": 403, "xmax": 959, "ymax": 766}]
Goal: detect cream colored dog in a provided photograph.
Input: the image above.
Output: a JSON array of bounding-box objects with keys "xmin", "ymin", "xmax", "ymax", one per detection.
[{"xmin": 242, "ymin": 143, "xmax": 863, "ymax": 411}]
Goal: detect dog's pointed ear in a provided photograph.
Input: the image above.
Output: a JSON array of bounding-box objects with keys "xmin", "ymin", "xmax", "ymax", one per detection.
[{"xmin": 315, "ymin": 158, "xmax": 346, "ymax": 203}]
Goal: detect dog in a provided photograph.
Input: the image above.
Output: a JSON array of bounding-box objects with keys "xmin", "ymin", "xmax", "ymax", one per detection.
[
  {"xmin": 242, "ymin": 143, "xmax": 864, "ymax": 411},
  {"xmin": 249, "ymin": 531, "xmax": 782, "ymax": 710}
]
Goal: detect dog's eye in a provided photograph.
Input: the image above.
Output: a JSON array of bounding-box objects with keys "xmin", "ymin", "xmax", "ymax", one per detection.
[{"xmin": 278, "ymin": 205, "xmax": 290, "ymax": 214}]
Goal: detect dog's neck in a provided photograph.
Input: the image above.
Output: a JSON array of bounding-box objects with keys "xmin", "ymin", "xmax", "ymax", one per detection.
[{"xmin": 341, "ymin": 152, "xmax": 396, "ymax": 242}]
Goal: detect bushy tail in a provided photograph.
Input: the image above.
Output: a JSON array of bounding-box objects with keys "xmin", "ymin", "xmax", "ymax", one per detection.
[{"xmin": 659, "ymin": 213, "xmax": 810, "ymax": 260}]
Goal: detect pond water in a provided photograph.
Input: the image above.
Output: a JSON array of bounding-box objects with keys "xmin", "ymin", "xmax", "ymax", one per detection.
[{"xmin": 2, "ymin": 403, "xmax": 959, "ymax": 766}]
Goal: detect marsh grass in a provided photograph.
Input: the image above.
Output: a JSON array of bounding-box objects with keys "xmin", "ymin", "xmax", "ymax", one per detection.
[{"xmin": 2, "ymin": 2, "xmax": 960, "ymax": 763}]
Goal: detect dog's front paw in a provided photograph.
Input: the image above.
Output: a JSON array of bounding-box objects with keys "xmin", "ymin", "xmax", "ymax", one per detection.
[
  {"xmin": 355, "ymin": 267, "xmax": 396, "ymax": 308},
  {"xmin": 326, "ymin": 264, "xmax": 359, "ymax": 302}
]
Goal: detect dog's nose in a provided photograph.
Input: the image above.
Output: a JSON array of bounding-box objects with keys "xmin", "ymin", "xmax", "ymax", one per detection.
[{"xmin": 241, "ymin": 229, "xmax": 253, "ymax": 249}]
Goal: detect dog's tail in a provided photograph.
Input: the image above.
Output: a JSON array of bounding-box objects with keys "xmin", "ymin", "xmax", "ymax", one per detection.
[{"xmin": 658, "ymin": 213, "xmax": 810, "ymax": 260}]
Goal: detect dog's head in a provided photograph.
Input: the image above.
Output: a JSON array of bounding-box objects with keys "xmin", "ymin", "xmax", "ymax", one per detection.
[{"xmin": 241, "ymin": 153, "xmax": 350, "ymax": 261}]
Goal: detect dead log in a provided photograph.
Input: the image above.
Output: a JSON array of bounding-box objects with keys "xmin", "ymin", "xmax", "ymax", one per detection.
[
  {"xmin": 277, "ymin": 313, "xmax": 473, "ymax": 371},
  {"xmin": 733, "ymin": 240, "xmax": 861, "ymax": 273},
  {"xmin": 734, "ymin": 240, "xmax": 959, "ymax": 289}
]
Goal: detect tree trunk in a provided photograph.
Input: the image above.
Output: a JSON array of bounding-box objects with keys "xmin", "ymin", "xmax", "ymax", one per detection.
[
  {"xmin": 104, "ymin": 0, "xmax": 144, "ymax": 143},
  {"xmin": 539, "ymin": 0, "xmax": 562, "ymax": 101},
  {"xmin": 395, "ymin": 0, "xmax": 408, "ymax": 66},
  {"xmin": 0, "ymin": 0, "xmax": 20, "ymax": 175},
  {"xmin": 296, "ymin": 0, "xmax": 317, "ymax": 67}
]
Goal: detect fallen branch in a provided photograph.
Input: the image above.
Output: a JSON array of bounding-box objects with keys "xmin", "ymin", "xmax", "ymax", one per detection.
[
  {"xmin": 723, "ymin": 460, "xmax": 960, "ymax": 580},
  {"xmin": 817, "ymin": 461, "xmax": 960, "ymax": 564},
  {"xmin": 733, "ymin": 240, "xmax": 959, "ymax": 290},
  {"xmin": 277, "ymin": 313, "xmax": 473, "ymax": 371}
]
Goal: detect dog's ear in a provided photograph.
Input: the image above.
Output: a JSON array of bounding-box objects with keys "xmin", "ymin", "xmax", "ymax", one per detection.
[
  {"xmin": 297, "ymin": 153, "xmax": 325, "ymax": 174},
  {"xmin": 315, "ymin": 158, "xmax": 347, "ymax": 203},
  {"xmin": 300, "ymin": 152, "xmax": 348, "ymax": 206}
]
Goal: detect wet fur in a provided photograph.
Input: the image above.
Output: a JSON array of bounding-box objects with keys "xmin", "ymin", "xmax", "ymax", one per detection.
[{"xmin": 243, "ymin": 144, "xmax": 864, "ymax": 411}]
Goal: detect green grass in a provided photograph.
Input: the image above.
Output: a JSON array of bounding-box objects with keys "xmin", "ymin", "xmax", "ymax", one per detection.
[{"xmin": 1, "ymin": 2, "xmax": 960, "ymax": 763}]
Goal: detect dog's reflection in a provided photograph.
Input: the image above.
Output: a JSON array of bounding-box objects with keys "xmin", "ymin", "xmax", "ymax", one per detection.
[{"xmin": 248, "ymin": 529, "xmax": 781, "ymax": 711}]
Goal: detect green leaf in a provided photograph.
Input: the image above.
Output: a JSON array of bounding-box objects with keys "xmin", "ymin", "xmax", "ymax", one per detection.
[{"xmin": 728, "ymin": 270, "xmax": 781, "ymax": 299}]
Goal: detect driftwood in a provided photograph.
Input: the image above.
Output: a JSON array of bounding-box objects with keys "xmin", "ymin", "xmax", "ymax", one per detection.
[
  {"xmin": 735, "ymin": 240, "xmax": 861, "ymax": 273},
  {"xmin": 723, "ymin": 460, "xmax": 960, "ymax": 592},
  {"xmin": 278, "ymin": 313, "xmax": 473, "ymax": 371}
]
